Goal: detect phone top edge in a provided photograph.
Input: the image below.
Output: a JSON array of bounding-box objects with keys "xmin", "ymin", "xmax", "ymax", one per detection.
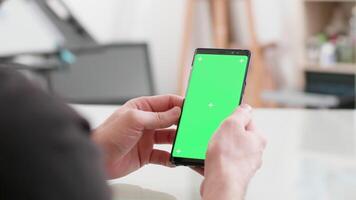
[{"xmin": 195, "ymin": 48, "xmax": 251, "ymax": 56}]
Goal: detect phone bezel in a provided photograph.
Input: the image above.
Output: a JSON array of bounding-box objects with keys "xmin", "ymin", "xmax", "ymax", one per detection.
[{"xmin": 170, "ymin": 48, "xmax": 251, "ymax": 167}]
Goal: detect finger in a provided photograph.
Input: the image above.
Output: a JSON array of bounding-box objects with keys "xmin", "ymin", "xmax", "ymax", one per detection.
[
  {"xmin": 190, "ymin": 166, "xmax": 204, "ymax": 176},
  {"xmin": 154, "ymin": 129, "xmax": 176, "ymax": 144},
  {"xmin": 128, "ymin": 95, "xmax": 184, "ymax": 112},
  {"xmin": 259, "ymin": 134, "xmax": 268, "ymax": 150},
  {"xmin": 146, "ymin": 95, "xmax": 184, "ymax": 111},
  {"xmin": 137, "ymin": 106, "xmax": 181, "ymax": 129},
  {"xmin": 246, "ymin": 119, "xmax": 256, "ymax": 131},
  {"xmin": 230, "ymin": 104, "xmax": 253, "ymax": 129},
  {"xmin": 149, "ymin": 149, "xmax": 173, "ymax": 167}
]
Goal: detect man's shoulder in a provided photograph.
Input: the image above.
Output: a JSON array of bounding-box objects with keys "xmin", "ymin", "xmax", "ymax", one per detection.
[
  {"xmin": 0, "ymin": 67, "xmax": 110, "ymax": 200},
  {"xmin": 0, "ymin": 63, "xmax": 28, "ymax": 84},
  {"xmin": 0, "ymin": 63, "xmax": 91, "ymax": 133},
  {"xmin": 0, "ymin": 62, "xmax": 28, "ymax": 70},
  {"xmin": 0, "ymin": 63, "xmax": 28, "ymax": 93}
]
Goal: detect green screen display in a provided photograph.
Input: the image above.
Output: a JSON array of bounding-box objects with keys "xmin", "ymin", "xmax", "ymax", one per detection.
[{"xmin": 172, "ymin": 53, "xmax": 249, "ymax": 160}]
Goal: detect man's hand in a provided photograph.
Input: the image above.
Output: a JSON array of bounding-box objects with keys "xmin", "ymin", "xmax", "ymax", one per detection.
[
  {"xmin": 92, "ymin": 95, "xmax": 183, "ymax": 179},
  {"xmin": 200, "ymin": 104, "xmax": 267, "ymax": 200}
]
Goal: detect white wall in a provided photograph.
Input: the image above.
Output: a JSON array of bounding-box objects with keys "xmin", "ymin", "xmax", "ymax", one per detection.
[
  {"xmin": 61, "ymin": 0, "xmax": 119, "ymax": 42},
  {"xmin": 0, "ymin": 0, "xmax": 61, "ymax": 55},
  {"xmin": 110, "ymin": 0, "xmax": 185, "ymax": 95},
  {"xmin": 112, "ymin": 0, "xmax": 185, "ymax": 95}
]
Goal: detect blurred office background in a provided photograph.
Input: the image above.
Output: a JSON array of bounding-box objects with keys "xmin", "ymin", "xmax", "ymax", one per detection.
[
  {"xmin": 0, "ymin": 0, "xmax": 354, "ymax": 107},
  {"xmin": 0, "ymin": 1, "xmax": 355, "ymax": 200}
]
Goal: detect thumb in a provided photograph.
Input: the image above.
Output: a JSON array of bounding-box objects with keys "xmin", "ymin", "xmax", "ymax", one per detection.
[
  {"xmin": 137, "ymin": 106, "xmax": 181, "ymax": 129},
  {"xmin": 229, "ymin": 104, "xmax": 253, "ymax": 129}
]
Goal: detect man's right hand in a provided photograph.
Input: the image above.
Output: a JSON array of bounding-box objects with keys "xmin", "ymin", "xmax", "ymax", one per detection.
[{"xmin": 200, "ymin": 104, "xmax": 267, "ymax": 200}]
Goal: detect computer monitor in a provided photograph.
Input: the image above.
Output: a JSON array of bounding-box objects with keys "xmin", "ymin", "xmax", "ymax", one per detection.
[{"xmin": 49, "ymin": 43, "xmax": 154, "ymax": 104}]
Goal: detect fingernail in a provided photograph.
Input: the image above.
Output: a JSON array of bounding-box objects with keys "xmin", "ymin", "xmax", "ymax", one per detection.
[
  {"xmin": 240, "ymin": 104, "xmax": 252, "ymax": 111},
  {"xmin": 172, "ymin": 107, "xmax": 181, "ymax": 116}
]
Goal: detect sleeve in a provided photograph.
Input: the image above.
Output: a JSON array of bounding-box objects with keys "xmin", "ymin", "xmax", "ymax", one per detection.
[{"xmin": 0, "ymin": 67, "xmax": 111, "ymax": 200}]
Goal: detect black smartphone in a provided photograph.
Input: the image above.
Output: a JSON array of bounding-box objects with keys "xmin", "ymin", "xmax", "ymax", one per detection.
[{"xmin": 170, "ymin": 48, "xmax": 251, "ymax": 166}]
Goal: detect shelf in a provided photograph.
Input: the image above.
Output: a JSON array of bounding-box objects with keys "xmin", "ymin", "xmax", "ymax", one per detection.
[
  {"xmin": 304, "ymin": 62, "xmax": 356, "ymax": 74},
  {"xmin": 303, "ymin": 1, "xmax": 355, "ymax": 37},
  {"xmin": 304, "ymin": 0, "xmax": 356, "ymax": 2}
]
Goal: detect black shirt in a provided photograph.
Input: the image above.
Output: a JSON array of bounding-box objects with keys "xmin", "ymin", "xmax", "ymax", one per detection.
[{"xmin": 0, "ymin": 66, "xmax": 110, "ymax": 200}]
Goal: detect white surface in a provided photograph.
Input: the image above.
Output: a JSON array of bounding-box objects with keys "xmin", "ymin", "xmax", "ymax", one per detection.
[
  {"xmin": 262, "ymin": 90, "xmax": 340, "ymax": 108},
  {"xmin": 73, "ymin": 105, "xmax": 356, "ymax": 200}
]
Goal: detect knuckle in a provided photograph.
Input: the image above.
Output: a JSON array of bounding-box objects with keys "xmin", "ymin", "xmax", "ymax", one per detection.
[
  {"xmin": 262, "ymin": 137, "xmax": 267, "ymax": 149},
  {"xmin": 233, "ymin": 109, "xmax": 249, "ymax": 118},
  {"xmin": 222, "ymin": 117, "xmax": 238, "ymax": 129},
  {"xmin": 167, "ymin": 94, "xmax": 178, "ymax": 98},
  {"xmin": 127, "ymin": 96, "xmax": 148, "ymax": 104},
  {"xmin": 125, "ymin": 109, "xmax": 138, "ymax": 121},
  {"xmin": 126, "ymin": 98, "xmax": 135, "ymax": 104},
  {"xmin": 124, "ymin": 99, "xmax": 133, "ymax": 105},
  {"xmin": 258, "ymin": 134, "xmax": 268, "ymax": 149},
  {"xmin": 235, "ymin": 120, "xmax": 244, "ymax": 128},
  {"xmin": 232, "ymin": 116, "xmax": 244, "ymax": 127},
  {"xmin": 125, "ymin": 97, "xmax": 139, "ymax": 105},
  {"xmin": 251, "ymin": 152, "xmax": 264, "ymax": 170},
  {"xmin": 256, "ymin": 158, "xmax": 263, "ymax": 169},
  {"xmin": 123, "ymin": 109, "xmax": 144, "ymax": 130},
  {"xmin": 155, "ymin": 112, "xmax": 164, "ymax": 126}
]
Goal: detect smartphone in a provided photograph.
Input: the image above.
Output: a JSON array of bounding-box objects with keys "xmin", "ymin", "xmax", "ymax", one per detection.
[{"xmin": 170, "ymin": 48, "xmax": 251, "ymax": 166}]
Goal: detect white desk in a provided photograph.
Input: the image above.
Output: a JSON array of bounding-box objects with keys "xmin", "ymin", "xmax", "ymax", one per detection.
[{"xmin": 73, "ymin": 105, "xmax": 356, "ymax": 200}]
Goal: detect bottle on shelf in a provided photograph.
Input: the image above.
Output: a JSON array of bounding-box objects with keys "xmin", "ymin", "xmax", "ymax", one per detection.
[
  {"xmin": 320, "ymin": 42, "xmax": 336, "ymax": 67},
  {"xmin": 336, "ymin": 36, "xmax": 353, "ymax": 63}
]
